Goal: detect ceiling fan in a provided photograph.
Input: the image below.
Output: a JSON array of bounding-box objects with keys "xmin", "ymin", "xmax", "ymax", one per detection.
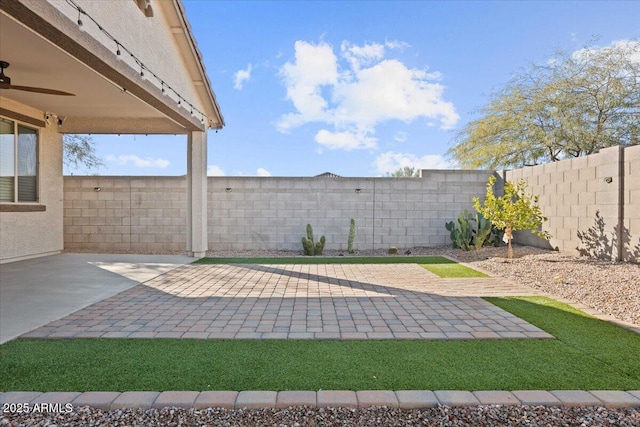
[{"xmin": 0, "ymin": 61, "xmax": 75, "ymax": 96}]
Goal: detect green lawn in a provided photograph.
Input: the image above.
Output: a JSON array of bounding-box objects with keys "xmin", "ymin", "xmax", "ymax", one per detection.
[
  {"xmin": 2, "ymin": 297, "xmax": 639, "ymax": 391},
  {"xmin": 195, "ymin": 256, "xmax": 487, "ymax": 278}
]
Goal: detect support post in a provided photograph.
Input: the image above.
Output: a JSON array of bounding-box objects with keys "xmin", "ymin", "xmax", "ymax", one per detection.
[{"xmin": 187, "ymin": 131, "xmax": 208, "ymax": 257}]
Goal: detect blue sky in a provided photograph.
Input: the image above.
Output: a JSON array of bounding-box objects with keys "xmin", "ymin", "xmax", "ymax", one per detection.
[{"xmin": 77, "ymin": 1, "xmax": 640, "ymax": 177}]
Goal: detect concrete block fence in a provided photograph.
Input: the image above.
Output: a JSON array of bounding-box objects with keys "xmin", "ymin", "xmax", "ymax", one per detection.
[
  {"xmin": 63, "ymin": 146, "xmax": 639, "ymax": 261},
  {"xmin": 504, "ymin": 145, "xmax": 640, "ymax": 262},
  {"xmin": 64, "ymin": 170, "xmax": 495, "ymax": 253}
]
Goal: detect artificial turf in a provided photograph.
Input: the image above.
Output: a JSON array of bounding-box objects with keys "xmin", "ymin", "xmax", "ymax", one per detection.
[{"xmin": 1, "ymin": 297, "xmax": 639, "ymax": 391}]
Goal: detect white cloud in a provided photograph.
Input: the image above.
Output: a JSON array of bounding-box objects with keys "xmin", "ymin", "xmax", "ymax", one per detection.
[
  {"xmin": 315, "ymin": 129, "xmax": 377, "ymax": 151},
  {"xmin": 256, "ymin": 167, "xmax": 272, "ymax": 176},
  {"xmin": 207, "ymin": 165, "xmax": 226, "ymax": 176},
  {"xmin": 277, "ymin": 39, "xmax": 459, "ymax": 149},
  {"xmin": 572, "ymin": 39, "xmax": 640, "ymax": 63},
  {"xmin": 394, "ymin": 131, "xmax": 407, "ymax": 143},
  {"xmin": 106, "ymin": 154, "xmax": 169, "ymax": 168},
  {"xmin": 278, "ymin": 41, "xmax": 338, "ymax": 132},
  {"xmin": 233, "ymin": 64, "xmax": 252, "ymax": 90},
  {"xmin": 373, "ymin": 151, "xmax": 451, "ymax": 175}
]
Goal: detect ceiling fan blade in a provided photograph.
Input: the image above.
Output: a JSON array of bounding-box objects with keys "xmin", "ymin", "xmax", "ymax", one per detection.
[{"xmin": 0, "ymin": 82, "xmax": 75, "ymax": 96}]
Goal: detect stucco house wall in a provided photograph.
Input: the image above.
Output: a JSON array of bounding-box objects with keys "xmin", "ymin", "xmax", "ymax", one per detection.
[
  {"xmin": 0, "ymin": 99, "xmax": 63, "ymax": 262},
  {"xmin": 1, "ymin": 0, "xmax": 223, "ymax": 262}
]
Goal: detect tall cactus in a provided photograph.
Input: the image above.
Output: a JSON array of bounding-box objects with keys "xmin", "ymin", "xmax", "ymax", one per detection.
[{"xmin": 301, "ymin": 224, "xmax": 325, "ymax": 256}]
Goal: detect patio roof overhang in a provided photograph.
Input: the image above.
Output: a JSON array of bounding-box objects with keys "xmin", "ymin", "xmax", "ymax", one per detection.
[{"xmin": 0, "ymin": 0, "xmax": 224, "ymax": 135}]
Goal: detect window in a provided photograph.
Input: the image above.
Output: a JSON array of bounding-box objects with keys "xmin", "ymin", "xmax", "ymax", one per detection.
[{"xmin": 0, "ymin": 117, "xmax": 38, "ymax": 203}]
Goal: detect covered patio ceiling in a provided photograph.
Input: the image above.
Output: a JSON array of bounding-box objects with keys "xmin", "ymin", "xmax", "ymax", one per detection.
[{"xmin": 0, "ymin": 1, "xmax": 221, "ymax": 134}]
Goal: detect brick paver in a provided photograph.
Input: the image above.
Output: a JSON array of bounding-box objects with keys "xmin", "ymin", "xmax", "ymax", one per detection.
[
  {"xmin": 276, "ymin": 391, "xmax": 316, "ymax": 408},
  {"xmin": 356, "ymin": 390, "xmax": 399, "ymax": 407},
  {"xmin": 512, "ymin": 390, "xmax": 562, "ymax": 406},
  {"xmin": 110, "ymin": 391, "xmax": 160, "ymax": 410},
  {"xmin": 549, "ymin": 390, "xmax": 603, "ymax": 407},
  {"xmin": 317, "ymin": 390, "xmax": 358, "ymax": 408},
  {"xmin": 434, "ymin": 390, "xmax": 480, "ymax": 407},
  {"xmin": 6, "ymin": 390, "xmax": 640, "ymax": 410},
  {"xmin": 588, "ymin": 390, "xmax": 640, "ymax": 408},
  {"xmin": 394, "ymin": 390, "xmax": 439, "ymax": 409},
  {"xmin": 72, "ymin": 392, "xmax": 121, "ymax": 411},
  {"xmin": 235, "ymin": 391, "xmax": 277, "ymax": 409},
  {"xmin": 193, "ymin": 391, "xmax": 238, "ymax": 409},
  {"xmin": 22, "ymin": 263, "xmax": 551, "ymax": 341},
  {"xmin": 473, "ymin": 391, "xmax": 520, "ymax": 405},
  {"xmin": 152, "ymin": 391, "xmax": 199, "ymax": 408}
]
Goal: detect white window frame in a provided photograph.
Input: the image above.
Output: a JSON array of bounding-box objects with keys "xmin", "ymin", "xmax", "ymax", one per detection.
[{"xmin": 0, "ymin": 116, "xmax": 40, "ymax": 204}]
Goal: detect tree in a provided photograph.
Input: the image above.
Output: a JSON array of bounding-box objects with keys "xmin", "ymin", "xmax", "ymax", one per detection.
[
  {"xmin": 448, "ymin": 40, "xmax": 640, "ymax": 169},
  {"xmin": 387, "ymin": 166, "xmax": 419, "ymax": 177},
  {"xmin": 473, "ymin": 176, "xmax": 550, "ymax": 259},
  {"xmin": 63, "ymin": 134, "xmax": 104, "ymax": 173}
]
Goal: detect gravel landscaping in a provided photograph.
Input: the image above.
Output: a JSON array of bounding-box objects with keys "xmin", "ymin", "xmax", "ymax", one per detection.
[{"xmin": 2, "ymin": 405, "xmax": 640, "ymax": 427}]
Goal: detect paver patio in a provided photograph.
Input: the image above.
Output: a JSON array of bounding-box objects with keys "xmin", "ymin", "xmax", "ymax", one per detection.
[{"xmin": 21, "ymin": 262, "xmax": 552, "ymax": 340}]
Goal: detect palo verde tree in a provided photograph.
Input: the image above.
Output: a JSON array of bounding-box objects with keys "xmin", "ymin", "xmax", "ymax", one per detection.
[
  {"xmin": 63, "ymin": 134, "xmax": 104, "ymax": 174},
  {"xmin": 448, "ymin": 40, "xmax": 640, "ymax": 169},
  {"xmin": 473, "ymin": 176, "xmax": 550, "ymax": 259}
]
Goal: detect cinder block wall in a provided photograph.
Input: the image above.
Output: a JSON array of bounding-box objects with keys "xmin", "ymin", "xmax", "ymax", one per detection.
[
  {"xmin": 623, "ymin": 145, "xmax": 640, "ymax": 262},
  {"xmin": 64, "ymin": 170, "xmax": 496, "ymax": 252},
  {"xmin": 64, "ymin": 177, "xmax": 187, "ymax": 253},
  {"xmin": 208, "ymin": 170, "xmax": 496, "ymax": 251},
  {"xmin": 505, "ymin": 145, "xmax": 639, "ymax": 262}
]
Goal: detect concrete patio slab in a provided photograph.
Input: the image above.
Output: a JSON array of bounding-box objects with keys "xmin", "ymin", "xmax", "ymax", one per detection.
[{"xmin": 0, "ymin": 253, "xmax": 191, "ymax": 343}]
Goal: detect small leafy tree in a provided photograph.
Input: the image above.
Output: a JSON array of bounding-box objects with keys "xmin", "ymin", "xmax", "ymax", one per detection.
[{"xmin": 473, "ymin": 176, "xmax": 550, "ymax": 259}]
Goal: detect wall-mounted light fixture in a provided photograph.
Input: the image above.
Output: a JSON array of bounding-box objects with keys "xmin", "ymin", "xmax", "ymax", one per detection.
[
  {"xmin": 225, "ymin": 188, "xmax": 232, "ymax": 193},
  {"xmin": 603, "ymin": 177, "xmax": 613, "ymax": 184},
  {"xmin": 355, "ymin": 188, "xmax": 362, "ymax": 193},
  {"xmin": 94, "ymin": 187, "xmax": 101, "ymax": 192}
]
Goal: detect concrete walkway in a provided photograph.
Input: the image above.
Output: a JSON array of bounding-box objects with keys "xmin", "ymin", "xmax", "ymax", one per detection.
[
  {"xmin": 0, "ymin": 253, "xmax": 192, "ymax": 343},
  {"xmin": 19, "ymin": 262, "xmax": 552, "ymax": 340},
  {"xmin": 1, "ymin": 390, "xmax": 639, "ymax": 410}
]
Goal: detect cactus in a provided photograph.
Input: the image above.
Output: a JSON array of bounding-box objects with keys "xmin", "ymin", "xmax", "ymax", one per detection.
[
  {"xmin": 301, "ymin": 224, "xmax": 325, "ymax": 256},
  {"xmin": 347, "ymin": 218, "xmax": 356, "ymax": 254},
  {"xmin": 446, "ymin": 210, "xmax": 502, "ymax": 251},
  {"xmin": 473, "ymin": 211, "xmax": 493, "ymax": 250},
  {"xmin": 315, "ymin": 235, "xmax": 326, "ymax": 255}
]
